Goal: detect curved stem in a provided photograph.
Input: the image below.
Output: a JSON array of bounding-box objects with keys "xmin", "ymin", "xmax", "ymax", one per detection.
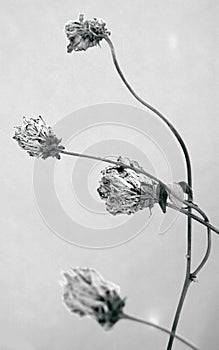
[
  {"xmin": 61, "ymin": 147, "xmax": 212, "ymax": 347},
  {"xmin": 121, "ymin": 313, "xmax": 199, "ymax": 350},
  {"xmin": 167, "ymin": 204, "xmax": 219, "ymax": 235},
  {"xmin": 104, "ymin": 35, "xmax": 192, "ymax": 191},
  {"xmin": 192, "ymin": 227, "xmax": 211, "ymax": 277},
  {"xmin": 184, "ymin": 201, "xmax": 209, "ymax": 221},
  {"xmin": 103, "ymin": 35, "xmax": 194, "ymax": 349},
  {"xmin": 189, "ymin": 204, "xmax": 211, "ymax": 277}
]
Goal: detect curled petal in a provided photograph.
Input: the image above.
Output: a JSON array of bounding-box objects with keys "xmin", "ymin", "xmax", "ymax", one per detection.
[
  {"xmin": 97, "ymin": 156, "xmax": 158, "ymax": 215},
  {"xmin": 64, "ymin": 14, "xmax": 110, "ymax": 53},
  {"xmin": 13, "ymin": 116, "xmax": 64, "ymax": 159}
]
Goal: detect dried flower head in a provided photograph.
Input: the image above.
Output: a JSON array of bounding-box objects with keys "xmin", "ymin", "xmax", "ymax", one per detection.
[
  {"xmin": 97, "ymin": 156, "xmax": 158, "ymax": 215},
  {"xmin": 61, "ymin": 267, "xmax": 125, "ymax": 330},
  {"xmin": 64, "ymin": 13, "xmax": 110, "ymax": 53},
  {"xmin": 13, "ymin": 116, "xmax": 64, "ymax": 159}
]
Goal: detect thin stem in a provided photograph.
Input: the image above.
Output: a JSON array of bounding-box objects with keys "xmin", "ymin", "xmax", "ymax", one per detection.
[
  {"xmin": 166, "ymin": 279, "xmax": 192, "ymax": 350},
  {"xmin": 61, "ymin": 150, "xmax": 219, "ymax": 235},
  {"xmin": 103, "ymin": 35, "xmax": 192, "ymax": 191},
  {"xmin": 61, "ymin": 150, "xmax": 162, "ymax": 184},
  {"xmin": 167, "ymin": 204, "xmax": 219, "ymax": 235},
  {"xmin": 192, "ymin": 227, "xmax": 211, "ymax": 277},
  {"xmin": 121, "ymin": 313, "xmax": 199, "ymax": 350},
  {"xmin": 166, "ymin": 208, "xmax": 211, "ymax": 349},
  {"xmin": 61, "ymin": 148, "xmax": 213, "ymax": 348},
  {"xmin": 189, "ymin": 204, "xmax": 211, "ymax": 277},
  {"xmin": 61, "ymin": 150, "xmax": 190, "ymax": 209},
  {"xmin": 103, "ymin": 35, "xmax": 194, "ymax": 350},
  {"xmin": 184, "ymin": 202, "xmax": 209, "ymax": 221}
]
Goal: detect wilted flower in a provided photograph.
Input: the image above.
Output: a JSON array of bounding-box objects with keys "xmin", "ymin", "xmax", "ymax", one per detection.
[
  {"xmin": 13, "ymin": 116, "xmax": 65, "ymax": 159},
  {"xmin": 97, "ymin": 156, "xmax": 158, "ymax": 215},
  {"xmin": 64, "ymin": 13, "xmax": 110, "ymax": 53},
  {"xmin": 61, "ymin": 267, "xmax": 125, "ymax": 330}
]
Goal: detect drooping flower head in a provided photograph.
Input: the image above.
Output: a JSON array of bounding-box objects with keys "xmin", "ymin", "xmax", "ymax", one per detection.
[
  {"xmin": 61, "ymin": 267, "xmax": 125, "ymax": 330},
  {"xmin": 64, "ymin": 13, "xmax": 110, "ymax": 53},
  {"xmin": 13, "ymin": 116, "xmax": 64, "ymax": 159},
  {"xmin": 97, "ymin": 156, "xmax": 158, "ymax": 216}
]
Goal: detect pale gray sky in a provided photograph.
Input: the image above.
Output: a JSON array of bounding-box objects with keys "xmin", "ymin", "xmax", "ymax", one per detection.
[{"xmin": 1, "ymin": 1, "xmax": 219, "ymax": 349}]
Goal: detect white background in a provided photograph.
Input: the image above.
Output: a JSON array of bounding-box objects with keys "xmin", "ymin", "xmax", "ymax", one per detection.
[{"xmin": 1, "ymin": 1, "xmax": 219, "ymax": 349}]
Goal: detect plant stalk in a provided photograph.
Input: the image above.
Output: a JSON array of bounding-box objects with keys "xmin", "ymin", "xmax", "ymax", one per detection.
[
  {"xmin": 61, "ymin": 150, "xmax": 219, "ymax": 235},
  {"xmin": 192, "ymin": 227, "xmax": 211, "ymax": 277},
  {"xmin": 121, "ymin": 313, "xmax": 199, "ymax": 350},
  {"xmin": 103, "ymin": 35, "xmax": 192, "ymax": 190},
  {"xmin": 167, "ymin": 204, "xmax": 218, "ymax": 235},
  {"xmin": 103, "ymin": 35, "xmax": 194, "ymax": 350}
]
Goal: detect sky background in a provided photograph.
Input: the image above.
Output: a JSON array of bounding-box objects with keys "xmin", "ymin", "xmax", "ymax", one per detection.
[{"xmin": 1, "ymin": 0, "xmax": 219, "ymax": 349}]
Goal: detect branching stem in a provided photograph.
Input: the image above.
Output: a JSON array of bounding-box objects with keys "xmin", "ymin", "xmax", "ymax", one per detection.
[
  {"xmin": 61, "ymin": 148, "xmax": 213, "ymax": 349},
  {"xmin": 67, "ymin": 33, "xmax": 213, "ymax": 349},
  {"xmin": 103, "ymin": 36, "xmax": 195, "ymax": 350}
]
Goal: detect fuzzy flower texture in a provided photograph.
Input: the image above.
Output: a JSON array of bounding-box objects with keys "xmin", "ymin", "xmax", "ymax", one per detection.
[
  {"xmin": 64, "ymin": 13, "xmax": 110, "ymax": 52},
  {"xmin": 13, "ymin": 116, "xmax": 64, "ymax": 159},
  {"xmin": 97, "ymin": 156, "xmax": 158, "ymax": 216},
  {"xmin": 61, "ymin": 267, "xmax": 125, "ymax": 330}
]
